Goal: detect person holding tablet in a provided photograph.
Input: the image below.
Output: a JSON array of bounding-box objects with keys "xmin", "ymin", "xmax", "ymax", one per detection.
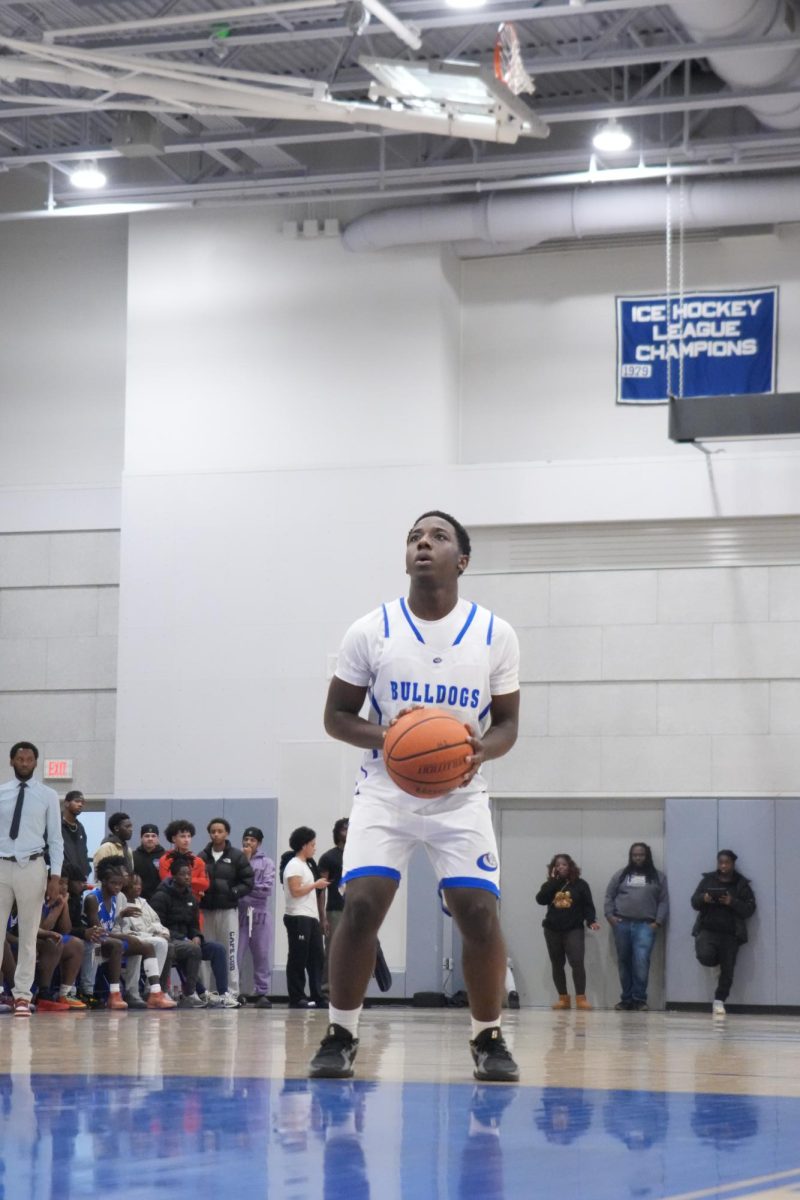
[{"xmin": 691, "ymin": 850, "xmax": 756, "ymax": 1018}]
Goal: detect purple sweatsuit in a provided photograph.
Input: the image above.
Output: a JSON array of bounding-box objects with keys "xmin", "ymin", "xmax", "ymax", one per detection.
[{"xmin": 237, "ymin": 849, "xmax": 275, "ymax": 995}]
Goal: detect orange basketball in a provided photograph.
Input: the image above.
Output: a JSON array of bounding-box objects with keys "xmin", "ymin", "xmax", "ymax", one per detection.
[{"xmin": 383, "ymin": 707, "xmax": 472, "ymax": 799}]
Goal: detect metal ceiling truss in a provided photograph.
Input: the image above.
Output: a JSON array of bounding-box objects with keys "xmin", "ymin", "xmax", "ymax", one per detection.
[{"xmin": 0, "ymin": 0, "xmax": 799, "ymax": 210}]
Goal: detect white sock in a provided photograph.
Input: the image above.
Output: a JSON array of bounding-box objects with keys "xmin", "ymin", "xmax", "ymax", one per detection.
[
  {"xmin": 148, "ymin": 982, "xmax": 162, "ymax": 993},
  {"xmin": 471, "ymin": 1017, "xmax": 501, "ymax": 1039},
  {"xmin": 328, "ymin": 1005, "xmax": 362, "ymax": 1037},
  {"xmin": 109, "ymin": 983, "xmax": 121, "ymax": 993},
  {"xmin": 59, "ymin": 985, "xmax": 72, "ymax": 998}
]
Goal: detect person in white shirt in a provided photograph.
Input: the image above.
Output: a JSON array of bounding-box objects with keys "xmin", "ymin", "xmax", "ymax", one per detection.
[
  {"xmin": 118, "ymin": 872, "xmax": 175, "ymax": 1005},
  {"xmin": 0, "ymin": 741, "xmax": 64, "ymax": 1017},
  {"xmin": 309, "ymin": 511, "xmax": 520, "ymax": 1083},
  {"xmin": 282, "ymin": 827, "xmax": 330, "ymax": 1009}
]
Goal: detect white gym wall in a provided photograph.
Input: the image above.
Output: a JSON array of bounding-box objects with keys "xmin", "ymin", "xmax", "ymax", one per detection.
[
  {"xmin": 2, "ymin": 204, "xmax": 800, "ymax": 990},
  {"xmin": 0, "ymin": 217, "xmax": 126, "ymax": 796}
]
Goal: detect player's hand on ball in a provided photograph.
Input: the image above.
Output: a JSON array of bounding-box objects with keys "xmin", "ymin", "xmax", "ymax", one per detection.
[
  {"xmin": 389, "ymin": 705, "xmax": 425, "ymax": 726},
  {"xmin": 459, "ymin": 724, "xmax": 485, "ymax": 787}
]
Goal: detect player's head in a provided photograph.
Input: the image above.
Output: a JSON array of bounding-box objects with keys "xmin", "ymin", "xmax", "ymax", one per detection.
[
  {"xmin": 140, "ymin": 823, "xmax": 160, "ymax": 851},
  {"xmin": 332, "ymin": 818, "xmax": 349, "ymax": 847},
  {"xmin": 207, "ymin": 817, "xmax": 230, "ymax": 847},
  {"xmin": 717, "ymin": 849, "xmax": 737, "ymax": 875},
  {"xmin": 626, "ymin": 842, "xmax": 657, "ymax": 882},
  {"xmin": 406, "ymin": 511, "xmax": 471, "ymax": 581},
  {"xmin": 242, "ymin": 827, "xmax": 263, "ymax": 855},
  {"xmin": 64, "ymin": 790, "xmax": 85, "ymax": 816},
  {"xmin": 165, "ymin": 819, "xmax": 196, "ymax": 852},
  {"xmin": 97, "ymin": 854, "xmax": 128, "ymax": 893},
  {"xmin": 169, "ymin": 855, "xmax": 193, "ymax": 887},
  {"xmin": 547, "ymin": 853, "xmax": 580, "ymax": 882},
  {"xmin": 289, "ymin": 826, "xmax": 316, "ymax": 856},
  {"xmin": 10, "ymin": 741, "xmax": 38, "ymax": 781},
  {"xmin": 108, "ymin": 812, "xmax": 133, "ymax": 841}
]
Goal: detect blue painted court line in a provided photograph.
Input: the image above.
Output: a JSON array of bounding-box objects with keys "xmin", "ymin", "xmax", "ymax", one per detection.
[{"xmin": 1, "ymin": 1076, "xmax": 799, "ymax": 1200}]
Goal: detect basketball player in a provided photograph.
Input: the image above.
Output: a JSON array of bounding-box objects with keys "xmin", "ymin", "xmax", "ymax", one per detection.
[{"xmin": 310, "ymin": 511, "xmax": 520, "ymax": 1082}]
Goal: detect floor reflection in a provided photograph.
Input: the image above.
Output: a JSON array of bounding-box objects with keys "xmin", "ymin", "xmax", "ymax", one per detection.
[{"xmin": 2, "ymin": 1064, "xmax": 800, "ymax": 1200}]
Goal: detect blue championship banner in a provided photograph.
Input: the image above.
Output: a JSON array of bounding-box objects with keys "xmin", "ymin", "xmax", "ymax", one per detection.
[{"xmin": 616, "ymin": 287, "xmax": 778, "ymax": 404}]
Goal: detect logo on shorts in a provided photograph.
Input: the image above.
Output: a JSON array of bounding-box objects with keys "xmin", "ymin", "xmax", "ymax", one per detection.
[{"xmin": 476, "ymin": 853, "xmax": 498, "ymax": 872}]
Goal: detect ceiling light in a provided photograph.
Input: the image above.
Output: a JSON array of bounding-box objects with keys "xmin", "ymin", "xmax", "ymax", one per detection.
[
  {"xmin": 70, "ymin": 161, "xmax": 107, "ymax": 189},
  {"xmin": 445, "ymin": 0, "xmax": 487, "ymax": 9},
  {"xmin": 593, "ymin": 118, "xmax": 633, "ymax": 153}
]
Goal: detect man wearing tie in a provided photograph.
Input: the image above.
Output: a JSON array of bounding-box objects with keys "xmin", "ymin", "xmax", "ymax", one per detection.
[{"xmin": 0, "ymin": 741, "xmax": 64, "ymax": 1016}]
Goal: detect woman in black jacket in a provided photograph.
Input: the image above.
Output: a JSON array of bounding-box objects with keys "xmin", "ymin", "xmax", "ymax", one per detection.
[
  {"xmin": 536, "ymin": 854, "xmax": 600, "ymax": 1011},
  {"xmin": 691, "ymin": 849, "xmax": 756, "ymax": 1018}
]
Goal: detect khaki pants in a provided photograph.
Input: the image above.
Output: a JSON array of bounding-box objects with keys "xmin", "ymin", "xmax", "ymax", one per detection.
[{"xmin": 0, "ymin": 857, "xmax": 48, "ymax": 1002}]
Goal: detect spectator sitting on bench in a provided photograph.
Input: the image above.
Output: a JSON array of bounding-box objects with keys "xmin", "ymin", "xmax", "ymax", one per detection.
[
  {"xmin": 36, "ymin": 878, "xmax": 86, "ymax": 1010},
  {"xmin": 82, "ymin": 855, "xmax": 176, "ymax": 1010},
  {"xmin": 118, "ymin": 873, "xmax": 174, "ymax": 1004},
  {"xmin": 150, "ymin": 856, "xmax": 237, "ymax": 1009}
]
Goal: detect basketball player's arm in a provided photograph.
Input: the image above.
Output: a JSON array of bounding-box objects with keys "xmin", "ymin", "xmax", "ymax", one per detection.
[
  {"xmin": 82, "ymin": 894, "xmax": 105, "ymax": 942},
  {"xmin": 461, "ymin": 690, "xmax": 520, "ymax": 786},
  {"xmin": 324, "ymin": 677, "xmax": 386, "ymax": 751}
]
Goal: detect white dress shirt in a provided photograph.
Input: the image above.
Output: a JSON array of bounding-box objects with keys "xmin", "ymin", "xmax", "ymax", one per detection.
[{"xmin": 0, "ymin": 775, "xmax": 63, "ymax": 876}]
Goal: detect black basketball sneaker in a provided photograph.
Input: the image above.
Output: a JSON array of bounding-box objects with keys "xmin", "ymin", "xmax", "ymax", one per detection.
[
  {"xmin": 309, "ymin": 1023, "xmax": 360, "ymax": 1078},
  {"xmin": 469, "ymin": 1027, "xmax": 520, "ymax": 1083}
]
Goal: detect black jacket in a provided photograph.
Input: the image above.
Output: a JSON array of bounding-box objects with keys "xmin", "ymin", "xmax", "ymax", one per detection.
[
  {"xmin": 691, "ymin": 871, "xmax": 756, "ymax": 944},
  {"xmin": 150, "ymin": 879, "xmax": 203, "ymax": 940},
  {"xmin": 61, "ymin": 818, "xmax": 90, "ymax": 883},
  {"xmin": 133, "ymin": 843, "xmax": 166, "ymax": 901},
  {"xmin": 536, "ymin": 877, "xmax": 597, "ymax": 932},
  {"xmin": 199, "ymin": 841, "xmax": 254, "ymax": 911}
]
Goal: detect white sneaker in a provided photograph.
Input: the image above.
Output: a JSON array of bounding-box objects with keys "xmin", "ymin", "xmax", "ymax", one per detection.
[
  {"xmin": 712, "ymin": 999, "xmax": 726, "ymax": 1018},
  {"xmin": 220, "ymin": 991, "xmax": 239, "ymax": 1009},
  {"xmin": 205, "ymin": 991, "xmax": 223, "ymax": 1008}
]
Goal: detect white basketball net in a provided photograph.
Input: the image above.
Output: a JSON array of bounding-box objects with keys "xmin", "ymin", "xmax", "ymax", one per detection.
[{"xmin": 494, "ymin": 23, "xmax": 535, "ymax": 97}]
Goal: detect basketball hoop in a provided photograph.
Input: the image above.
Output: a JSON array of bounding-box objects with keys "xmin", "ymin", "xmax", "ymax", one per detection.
[{"xmin": 493, "ymin": 23, "xmax": 535, "ymax": 97}]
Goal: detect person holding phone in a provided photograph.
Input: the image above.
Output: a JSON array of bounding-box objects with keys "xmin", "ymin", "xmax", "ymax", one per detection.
[
  {"xmin": 536, "ymin": 853, "xmax": 600, "ymax": 1011},
  {"xmin": 282, "ymin": 826, "xmax": 330, "ymax": 1009},
  {"xmin": 691, "ymin": 850, "xmax": 756, "ymax": 1018}
]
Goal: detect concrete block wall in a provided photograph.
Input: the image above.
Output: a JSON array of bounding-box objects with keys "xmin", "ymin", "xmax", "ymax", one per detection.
[
  {"xmin": 0, "ymin": 530, "xmax": 120, "ymax": 795},
  {"xmin": 470, "ymin": 564, "xmax": 800, "ymax": 797}
]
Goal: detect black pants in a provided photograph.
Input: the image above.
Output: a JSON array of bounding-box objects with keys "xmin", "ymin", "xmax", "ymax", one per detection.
[
  {"xmin": 694, "ymin": 930, "xmax": 739, "ymax": 1001},
  {"xmin": 171, "ymin": 939, "xmax": 228, "ymax": 994},
  {"xmin": 284, "ymin": 915, "xmax": 324, "ymax": 1004},
  {"xmin": 543, "ymin": 926, "xmax": 586, "ymax": 995}
]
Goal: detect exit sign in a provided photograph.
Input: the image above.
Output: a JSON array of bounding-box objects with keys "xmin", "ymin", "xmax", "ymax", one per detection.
[{"xmin": 44, "ymin": 759, "xmax": 73, "ymax": 781}]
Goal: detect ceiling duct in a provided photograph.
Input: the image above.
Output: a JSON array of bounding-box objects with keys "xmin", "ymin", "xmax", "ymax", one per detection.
[
  {"xmin": 342, "ymin": 172, "xmax": 800, "ymax": 252},
  {"xmin": 669, "ymin": 0, "xmax": 800, "ymax": 129}
]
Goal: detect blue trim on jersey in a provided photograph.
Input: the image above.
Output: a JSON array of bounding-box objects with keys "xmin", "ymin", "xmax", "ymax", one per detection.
[
  {"xmin": 478, "ymin": 701, "xmax": 491, "ymax": 721},
  {"xmin": 452, "ymin": 602, "xmax": 477, "ymax": 646},
  {"xmin": 438, "ymin": 876, "xmax": 500, "ymax": 898},
  {"xmin": 399, "ymin": 597, "xmax": 425, "ymax": 643},
  {"xmin": 342, "ymin": 866, "xmax": 402, "ymax": 886},
  {"xmin": 369, "ymin": 690, "xmax": 383, "ymax": 722},
  {"xmin": 382, "ymin": 603, "xmax": 389, "ymax": 637},
  {"xmin": 486, "ymin": 611, "xmax": 495, "ymax": 645},
  {"xmin": 360, "ymin": 767, "xmax": 368, "ymax": 778},
  {"xmin": 437, "ymin": 875, "xmax": 500, "ymax": 915}
]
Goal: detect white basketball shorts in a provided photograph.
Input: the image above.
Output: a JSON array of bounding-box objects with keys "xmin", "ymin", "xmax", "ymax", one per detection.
[{"xmin": 341, "ymin": 787, "xmax": 501, "ymax": 908}]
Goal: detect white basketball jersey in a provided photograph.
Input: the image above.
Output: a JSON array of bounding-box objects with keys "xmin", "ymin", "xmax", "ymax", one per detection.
[{"xmin": 335, "ymin": 596, "xmax": 519, "ymax": 812}]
